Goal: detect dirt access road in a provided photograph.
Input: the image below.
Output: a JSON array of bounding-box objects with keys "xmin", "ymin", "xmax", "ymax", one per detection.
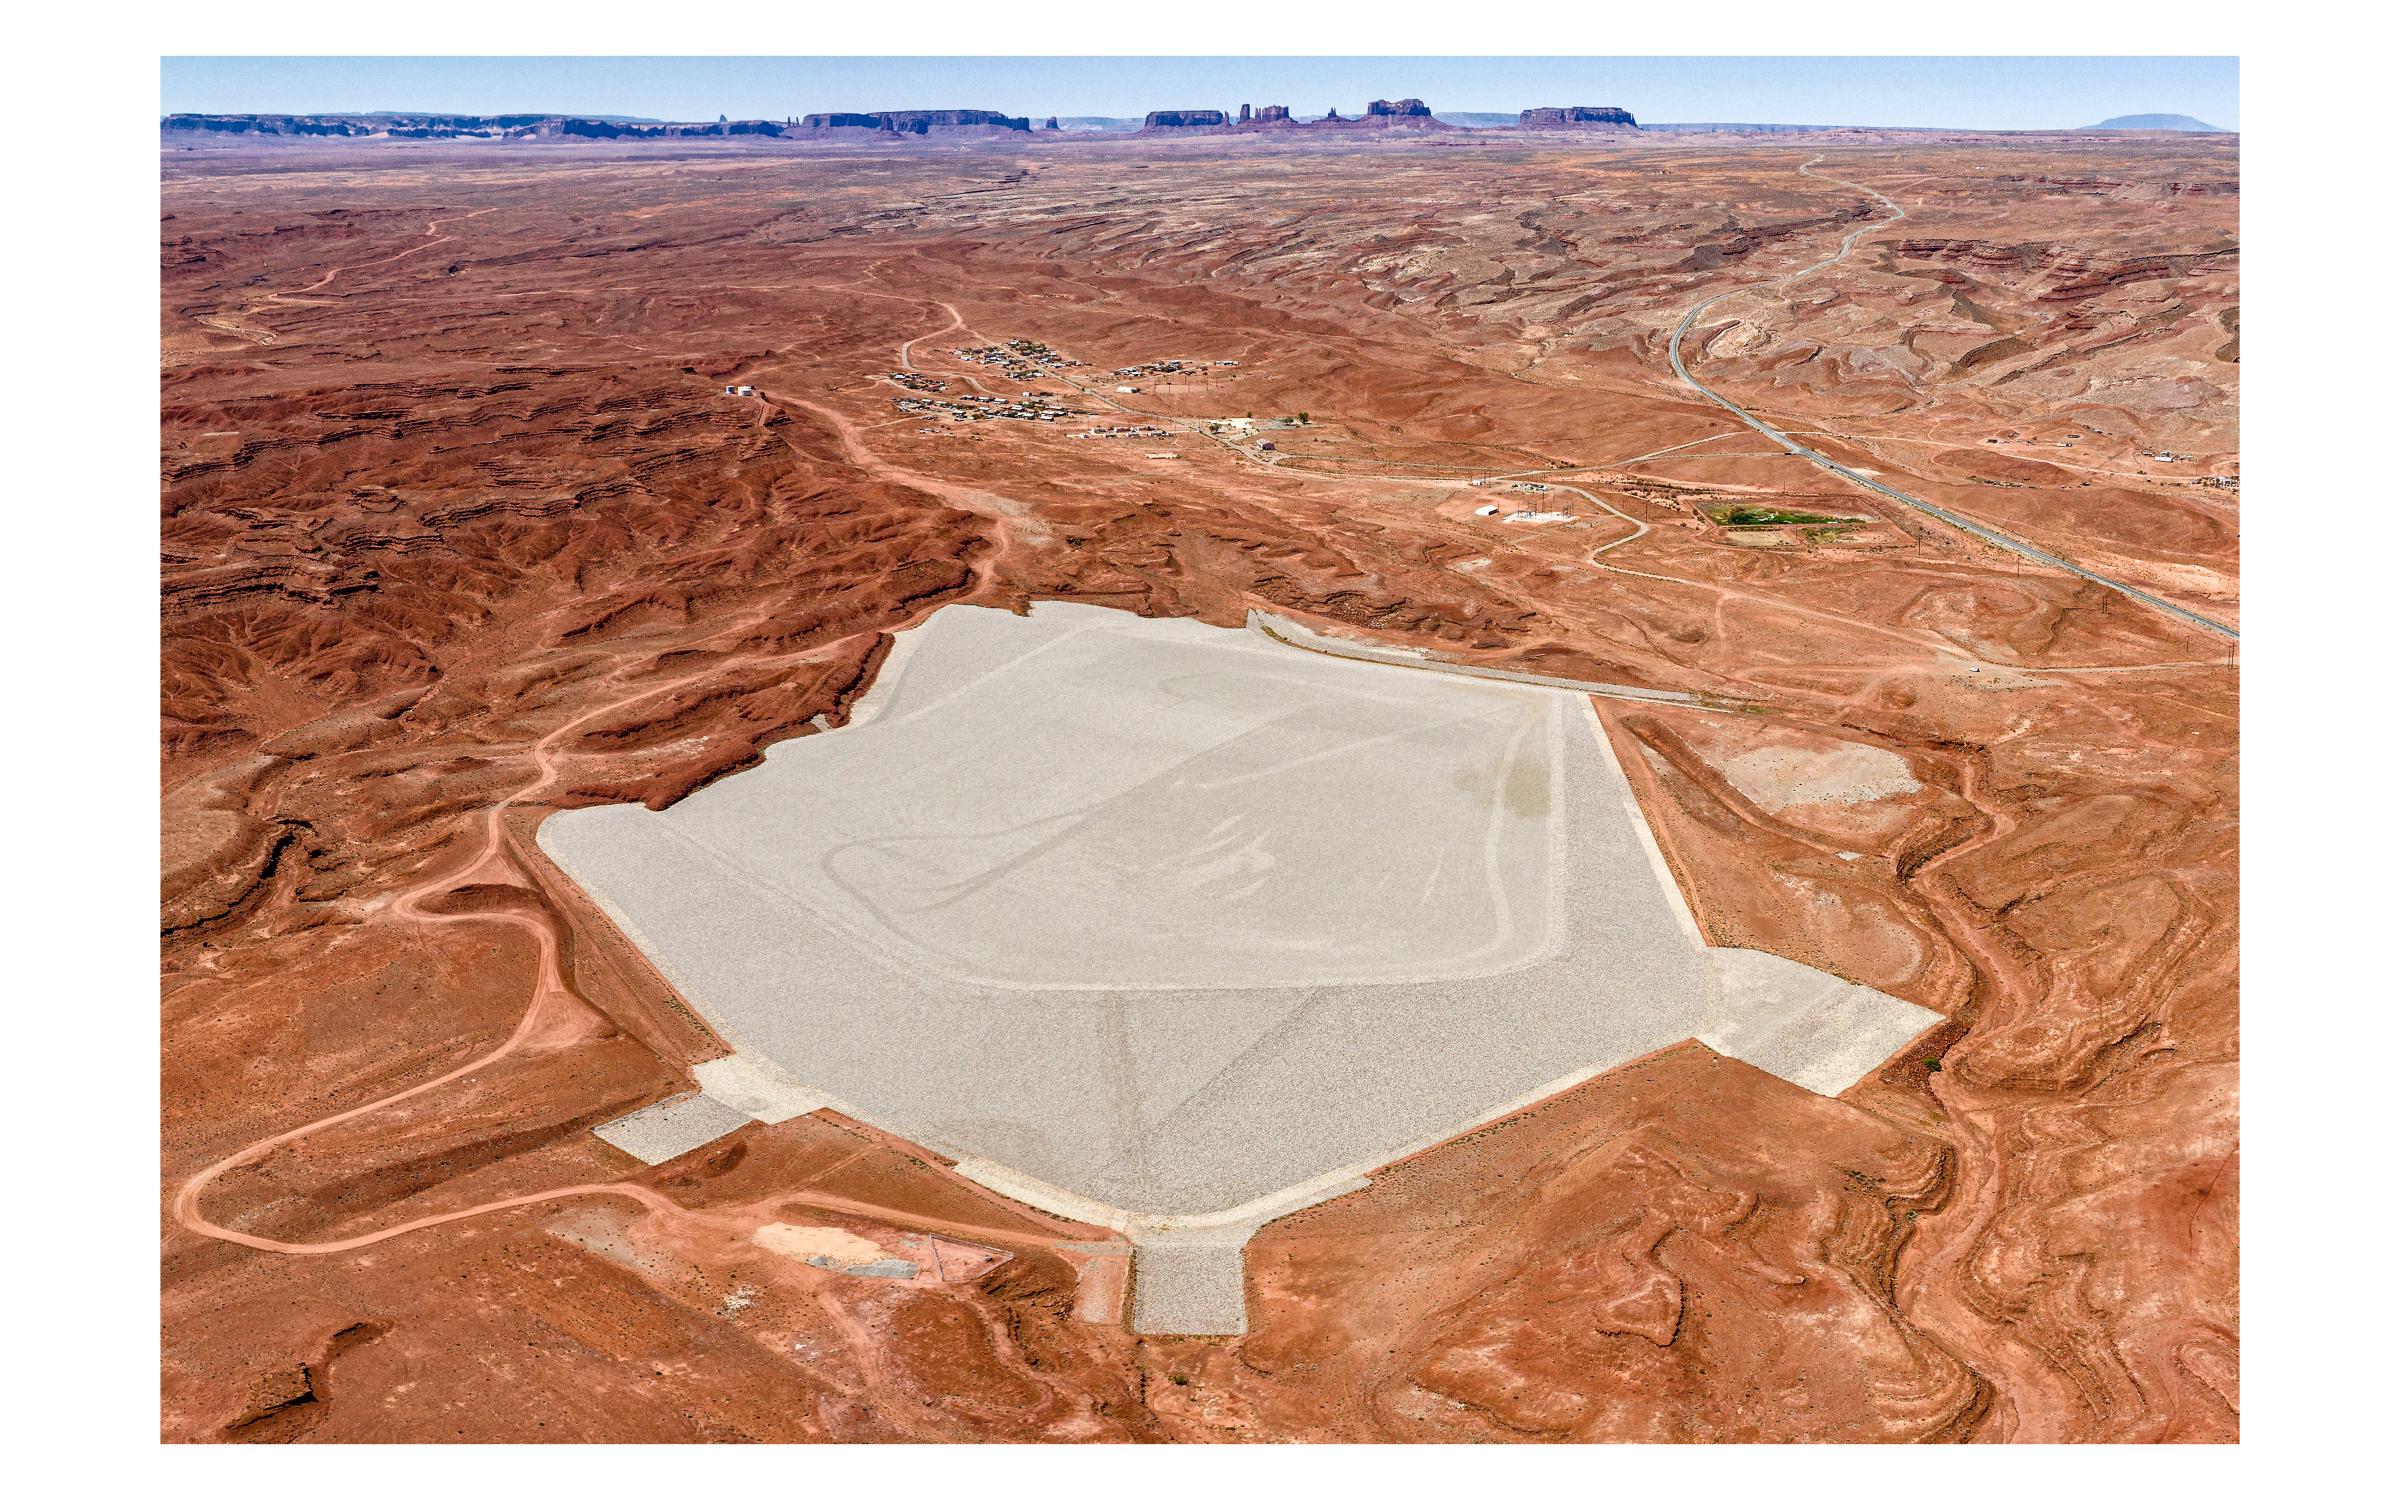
[{"xmin": 1666, "ymin": 157, "xmax": 2239, "ymax": 642}]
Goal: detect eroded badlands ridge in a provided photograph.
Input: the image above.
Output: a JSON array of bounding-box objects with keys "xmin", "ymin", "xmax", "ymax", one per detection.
[{"xmin": 162, "ymin": 131, "xmax": 2237, "ymax": 1441}]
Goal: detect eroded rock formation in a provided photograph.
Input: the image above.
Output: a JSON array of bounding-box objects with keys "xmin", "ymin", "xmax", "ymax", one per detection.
[
  {"xmin": 1520, "ymin": 105, "xmax": 1641, "ymax": 129},
  {"xmin": 1143, "ymin": 109, "xmax": 1229, "ymax": 130},
  {"xmin": 162, "ymin": 113, "xmax": 802, "ymax": 141},
  {"xmin": 800, "ymin": 109, "xmax": 1031, "ymax": 134}
]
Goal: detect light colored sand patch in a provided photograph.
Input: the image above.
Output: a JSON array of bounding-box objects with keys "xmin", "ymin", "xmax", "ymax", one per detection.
[
  {"xmin": 592, "ymin": 1091, "xmax": 750, "ymax": 1165},
  {"xmin": 752, "ymin": 1223, "xmax": 922, "ymax": 1280},
  {"xmin": 1720, "ymin": 742, "xmax": 1921, "ymax": 812},
  {"xmin": 753, "ymin": 1223, "xmax": 887, "ymax": 1265}
]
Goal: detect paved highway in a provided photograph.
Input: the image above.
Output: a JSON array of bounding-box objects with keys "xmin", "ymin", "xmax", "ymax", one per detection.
[{"xmin": 1665, "ymin": 159, "xmax": 2238, "ymax": 643}]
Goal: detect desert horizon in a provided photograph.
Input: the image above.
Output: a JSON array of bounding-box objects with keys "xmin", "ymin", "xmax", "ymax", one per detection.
[{"xmin": 158, "ymin": 52, "xmax": 2238, "ymax": 1447}]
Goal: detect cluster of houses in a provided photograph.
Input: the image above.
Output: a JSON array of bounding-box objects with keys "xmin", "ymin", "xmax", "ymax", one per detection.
[
  {"xmin": 944, "ymin": 341, "xmax": 1238, "ymax": 395},
  {"xmin": 1004, "ymin": 338, "xmax": 1077, "ymax": 366},
  {"xmin": 1075, "ymin": 424, "xmax": 1173, "ymax": 441},
  {"xmin": 892, "ymin": 390, "xmax": 1079, "ymax": 424},
  {"xmin": 955, "ymin": 341, "xmax": 1081, "ymax": 383},
  {"xmin": 888, "ymin": 371, "xmax": 949, "ymax": 393},
  {"xmin": 1109, "ymin": 357, "xmax": 1239, "ymax": 381},
  {"xmin": 722, "ymin": 384, "xmax": 756, "ymax": 397}
]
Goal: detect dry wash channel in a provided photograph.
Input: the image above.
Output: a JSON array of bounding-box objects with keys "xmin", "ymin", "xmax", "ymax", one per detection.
[{"xmin": 538, "ymin": 602, "xmax": 1939, "ymax": 1333}]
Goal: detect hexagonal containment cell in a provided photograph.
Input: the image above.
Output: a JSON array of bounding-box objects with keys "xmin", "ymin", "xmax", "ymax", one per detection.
[{"xmin": 541, "ymin": 602, "xmax": 1938, "ymax": 1333}]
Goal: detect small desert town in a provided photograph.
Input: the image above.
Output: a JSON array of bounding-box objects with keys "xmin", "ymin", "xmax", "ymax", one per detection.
[{"xmin": 87, "ymin": 24, "xmax": 2335, "ymax": 1477}]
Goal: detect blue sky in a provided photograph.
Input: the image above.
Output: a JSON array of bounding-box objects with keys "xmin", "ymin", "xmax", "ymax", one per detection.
[{"xmin": 160, "ymin": 57, "xmax": 2238, "ymax": 131}]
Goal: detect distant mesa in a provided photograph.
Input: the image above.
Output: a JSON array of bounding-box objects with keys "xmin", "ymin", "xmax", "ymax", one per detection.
[
  {"xmin": 1143, "ymin": 100, "xmax": 1445, "ymax": 134},
  {"xmin": 1519, "ymin": 105, "xmax": 1640, "ymax": 130},
  {"xmin": 163, "ymin": 113, "xmax": 376, "ymax": 137},
  {"xmin": 162, "ymin": 99, "xmax": 1670, "ymax": 147},
  {"xmin": 2080, "ymin": 113, "xmax": 2228, "ymax": 133},
  {"xmin": 158, "ymin": 112, "xmax": 706, "ymax": 140},
  {"xmin": 1342, "ymin": 99, "xmax": 1448, "ymax": 129},
  {"xmin": 161, "ymin": 109, "xmax": 1050, "ymax": 142},
  {"xmin": 1142, "ymin": 109, "xmax": 1229, "ymax": 130},
  {"xmin": 800, "ymin": 109, "xmax": 1030, "ymax": 135},
  {"xmin": 162, "ymin": 111, "xmax": 809, "ymax": 141}
]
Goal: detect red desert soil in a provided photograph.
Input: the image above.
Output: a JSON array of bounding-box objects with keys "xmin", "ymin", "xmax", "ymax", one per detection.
[{"xmin": 161, "ymin": 131, "xmax": 2236, "ymax": 1442}]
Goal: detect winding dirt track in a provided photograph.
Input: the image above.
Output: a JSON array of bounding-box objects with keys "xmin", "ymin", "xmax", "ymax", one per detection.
[
  {"xmin": 169, "ymin": 291, "xmax": 1074, "ymax": 1265},
  {"xmin": 171, "ymin": 608, "xmax": 1108, "ymax": 1260},
  {"xmin": 171, "ymin": 644, "xmax": 827, "ymax": 1251}
]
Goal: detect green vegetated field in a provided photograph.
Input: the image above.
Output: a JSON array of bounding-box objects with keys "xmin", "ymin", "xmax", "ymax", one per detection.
[{"xmin": 1706, "ymin": 503, "xmax": 1859, "ymax": 527}]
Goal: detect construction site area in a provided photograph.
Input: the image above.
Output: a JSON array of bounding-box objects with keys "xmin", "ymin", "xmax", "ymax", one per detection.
[{"xmin": 539, "ymin": 602, "xmax": 1937, "ymax": 1333}]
